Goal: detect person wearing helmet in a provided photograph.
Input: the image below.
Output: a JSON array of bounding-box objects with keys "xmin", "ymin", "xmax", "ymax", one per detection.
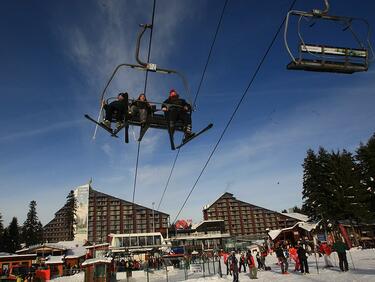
[
  {"xmin": 162, "ymin": 89, "xmax": 194, "ymax": 142},
  {"xmin": 102, "ymin": 92, "xmax": 128, "ymax": 130}
]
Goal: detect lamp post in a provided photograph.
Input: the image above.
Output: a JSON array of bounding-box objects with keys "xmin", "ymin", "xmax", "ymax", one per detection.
[{"xmin": 152, "ymin": 202, "xmax": 155, "ymax": 233}]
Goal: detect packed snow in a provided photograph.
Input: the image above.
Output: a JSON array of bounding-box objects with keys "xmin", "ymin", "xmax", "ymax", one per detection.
[{"xmin": 52, "ymin": 248, "xmax": 375, "ymax": 281}]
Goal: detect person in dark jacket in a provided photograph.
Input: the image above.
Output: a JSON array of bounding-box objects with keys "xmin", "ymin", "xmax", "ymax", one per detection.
[
  {"xmin": 229, "ymin": 251, "xmax": 239, "ymax": 282},
  {"xmin": 130, "ymin": 93, "xmax": 151, "ymax": 124},
  {"xmin": 102, "ymin": 92, "xmax": 128, "ymax": 130},
  {"xmin": 297, "ymin": 242, "xmax": 309, "ymax": 274},
  {"xmin": 238, "ymin": 253, "xmax": 246, "ymax": 273},
  {"xmin": 162, "ymin": 89, "xmax": 194, "ymax": 142},
  {"xmin": 275, "ymin": 244, "xmax": 289, "ymax": 274},
  {"xmin": 332, "ymin": 238, "xmax": 349, "ymax": 272},
  {"xmin": 255, "ymin": 251, "xmax": 263, "ymax": 270}
]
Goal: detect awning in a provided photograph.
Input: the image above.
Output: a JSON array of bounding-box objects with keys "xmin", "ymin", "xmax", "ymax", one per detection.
[{"xmin": 81, "ymin": 257, "xmax": 112, "ymax": 266}]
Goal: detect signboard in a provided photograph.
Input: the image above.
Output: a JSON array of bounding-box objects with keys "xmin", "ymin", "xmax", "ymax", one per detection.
[
  {"xmin": 170, "ymin": 246, "xmax": 184, "ymax": 255},
  {"xmin": 317, "ymin": 233, "xmax": 327, "ymax": 242},
  {"xmin": 74, "ymin": 184, "xmax": 89, "ymax": 242},
  {"xmin": 190, "ymin": 263, "xmax": 202, "ymax": 273}
]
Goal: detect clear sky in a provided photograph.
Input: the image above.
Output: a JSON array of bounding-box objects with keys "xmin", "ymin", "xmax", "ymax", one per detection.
[{"xmin": 1, "ymin": 0, "xmax": 375, "ymax": 227}]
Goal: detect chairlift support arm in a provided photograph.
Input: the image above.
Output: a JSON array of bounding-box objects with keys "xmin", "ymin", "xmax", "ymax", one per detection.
[{"xmin": 135, "ymin": 24, "xmax": 192, "ymax": 106}]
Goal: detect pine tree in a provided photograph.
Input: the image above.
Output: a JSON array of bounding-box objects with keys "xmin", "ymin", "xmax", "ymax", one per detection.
[
  {"xmin": 22, "ymin": 201, "xmax": 43, "ymax": 246},
  {"xmin": 65, "ymin": 190, "xmax": 78, "ymax": 240},
  {"xmin": 302, "ymin": 148, "xmax": 334, "ymax": 220},
  {"xmin": 327, "ymin": 150, "xmax": 361, "ymax": 220},
  {"xmin": 4, "ymin": 217, "xmax": 21, "ymax": 253},
  {"xmin": 302, "ymin": 149, "xmax": 319, "ymax": 219},
  {"xmin": 292, "ymin": 206, "xmax": 303, "ymax": 213},
  {"xmin": 356, "ymin": 133, "xmax": 375, "ymax": 218}
]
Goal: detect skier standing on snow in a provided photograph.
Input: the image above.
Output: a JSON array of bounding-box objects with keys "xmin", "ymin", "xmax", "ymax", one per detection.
[
  {"xmin": 319, "ymin": 242, "xmax": 333, "ymax": 268},
  {"xmin": 238, "ymin": 253, "xmax": 246, "ymax": 273},
  {"xmin": 297, "ymin": 241, "xmax": 309, "ymax": 274},
  {"xmin": 247, "ymin": 251, "xmax": 258, "ymax": 279},
  {"xmin": 332, "ymin": 238, "xmax": 349, "ymax": 272},
  {"xmin": 229, "ymin": 251, "xmax": 239, "ymax": 282},
  {"xmin": 289, "ymin": 245, "xmax": 300, "ymax": 271},
  {"xmin": 275, "ymin": 243, "xmax": 289, "ymax": 274}
]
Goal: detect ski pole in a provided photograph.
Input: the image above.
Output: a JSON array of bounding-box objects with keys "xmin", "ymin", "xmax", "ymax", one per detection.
[
  {"xmin": 314, "ymin": 252, "xmax": 319, "ymax": 274},
  {"xmin": 348, "ymin": 250, "xmax": 355, "ymax": 270}
]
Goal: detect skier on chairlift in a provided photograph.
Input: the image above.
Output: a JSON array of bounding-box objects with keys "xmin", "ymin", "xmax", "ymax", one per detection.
[
  {"xmin": 129, "ymin": 93, "xmax": 151, "ymax": 125},
  {"xmin": 102, "ymin": 92, "xmax": 128, "ymax": 130},
  {"xmin": 162, "ymin": 89, "xmax": 195, "ymax": 143}
]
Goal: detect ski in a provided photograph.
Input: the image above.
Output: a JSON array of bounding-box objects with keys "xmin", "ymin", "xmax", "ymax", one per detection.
[
  {"xmin": 138, "ymin": 124, "xmax": 149, "ymax": 142},
  {"xmin": 84, "ymin": 114, "xmax": 119, "ymax": 138},
  {"xmin": 175, "ymin": 123, "xmax": 213, "ymax": 149},
  {"xmin": 168, "ymin": 127, "xmax": 176, "ymax": 150}
]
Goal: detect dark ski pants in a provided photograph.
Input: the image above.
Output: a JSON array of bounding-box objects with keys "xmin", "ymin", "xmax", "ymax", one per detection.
[
  {"xmin": 278, "ymin": 257, "xmax": 288, "ymax": 273},
  {"xmin": 130, "ymin": 106, "xmax": 148, "ymax": 123},
  {"xmin": 232, "ymin": 271, "xmax": 239, "ymax": 282},
  {"xmin": 300, "ymin": 257, "xmax": 309, "ymax": 273},
  {"xmin": 104, "ymin": 101, "xmax": 126, "ymax": 122},
  {"xmin": 165, "ymin": 108, "xmax": 191, "ymax": 131},
  {"xmin": 239, "ymin": 262, "xmax": 246, "ymax": 272},
  {"xmin": 338, "ymin": 252, "xmax": 348, "ymax": 271}
]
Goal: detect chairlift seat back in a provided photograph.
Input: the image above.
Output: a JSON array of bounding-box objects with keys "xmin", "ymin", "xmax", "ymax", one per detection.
[{"xmin": 287, "ymin": 43, "xmax": 368, "ymax": 74}]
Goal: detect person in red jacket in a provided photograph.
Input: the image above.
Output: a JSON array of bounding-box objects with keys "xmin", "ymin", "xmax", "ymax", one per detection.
[
  {"xmin": 247, "ymin": 251, "xmax": 258, "ymax": 279},
  {"xmin": 289, "ymin": 246, "xmax": 300, "ymax": 271},
  {"xmin": 319, "ymin": 242, "xmax": 333, "ymax": 268}
]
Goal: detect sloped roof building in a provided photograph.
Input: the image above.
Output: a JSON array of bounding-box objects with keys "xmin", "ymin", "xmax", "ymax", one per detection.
[
  {"xmin": 203, "ymin": 192, "xmax": 306, "ymax": 240},
  {"xmin": 43, "ymin": 184, "xmax": 169, "ymax": 243}
]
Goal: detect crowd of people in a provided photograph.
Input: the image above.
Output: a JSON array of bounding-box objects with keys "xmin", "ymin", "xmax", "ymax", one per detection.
[
  {"xmin": 223, "ymin": 246, "xmax": 269, "ymax": 281},
  {"xmin": 219, "ymin": 236, "xmax": 351, "ymax": 281},
  {"xmin": 116, "ymin": 256, "xmax": 164, "ymax": 272}
]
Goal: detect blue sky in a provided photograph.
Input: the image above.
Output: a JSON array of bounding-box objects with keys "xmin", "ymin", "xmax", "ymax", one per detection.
[{"xmin": 1, "ymin": 0, "xmax": 375, "ymax": 227}]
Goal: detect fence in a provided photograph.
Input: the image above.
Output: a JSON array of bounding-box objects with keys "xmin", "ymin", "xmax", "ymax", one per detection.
[{"xmin": 115, "ymin": 256, "xmax": 224, "ymax": 282}]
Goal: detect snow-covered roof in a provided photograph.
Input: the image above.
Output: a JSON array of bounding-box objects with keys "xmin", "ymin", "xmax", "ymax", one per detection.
[
  {"xmin": 298, "ymin": 221, "xmax": 318, "ymax": 232},
  {"xmin": 20, "ymin": 243, "xmax": 67, "ymax": 252},
  {"xmin": 65, "ymin": 246, "xmax": 87, "ymax": 259},
  {"xmin": 268, "ymin": 229, "xmax": 282, "ymax": 240},
  {"xmin": 268, "ymin": 221, "xmax": 319, "ymax": 240},
  {"xmin": 85, "ymin": 243, "xmax": 109, "ymax": 249},
  {"xmin": 57, "ymin": 241, "xmax": 83, "ymax": 249},
  {"xmin": 81, "ymin": 257, "xmax": 112, "ymax": 266},
  {"xmin": 45, "ymin": 255, "xmax": 64, "ymax": 264},
  {"xmin": 280, "ymin": 212, "xmax": 309, "ymax": 222},
  {"xmin": 55, "ymin": 241, "xmax": 87, "ymax": 259},
  {"xmin": 0, "ymin": 253, "xmax": 37, "ymax": 259}
]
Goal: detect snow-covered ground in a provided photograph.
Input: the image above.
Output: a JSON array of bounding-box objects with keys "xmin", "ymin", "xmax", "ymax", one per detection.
[{"xmin": 52, "ymin": 248, "xmax": 375, "ymax": 281}]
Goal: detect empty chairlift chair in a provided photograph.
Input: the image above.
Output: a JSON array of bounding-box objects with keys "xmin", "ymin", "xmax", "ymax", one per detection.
[{"xmin": 284, "ymin": 0, "xmax": 374, "ymax": 74}]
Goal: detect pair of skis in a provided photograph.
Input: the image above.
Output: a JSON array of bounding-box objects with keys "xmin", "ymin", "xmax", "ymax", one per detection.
[
  {"xmin": 85, "ymin": 114, "xmax": 212, "ymax": 150},
  {"xmin": 168, "ymin": 123, "xmax": 213, "ymax": 150}
]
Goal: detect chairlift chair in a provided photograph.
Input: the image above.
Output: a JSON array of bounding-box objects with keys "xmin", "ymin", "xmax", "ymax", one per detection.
[
  {"xmin": 284, "ymin": 0, "xmax": 374, "ymax": 74},
  {"xmin": 85, "ymin": 24, "xmax": 212, "ymax": 150}
]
